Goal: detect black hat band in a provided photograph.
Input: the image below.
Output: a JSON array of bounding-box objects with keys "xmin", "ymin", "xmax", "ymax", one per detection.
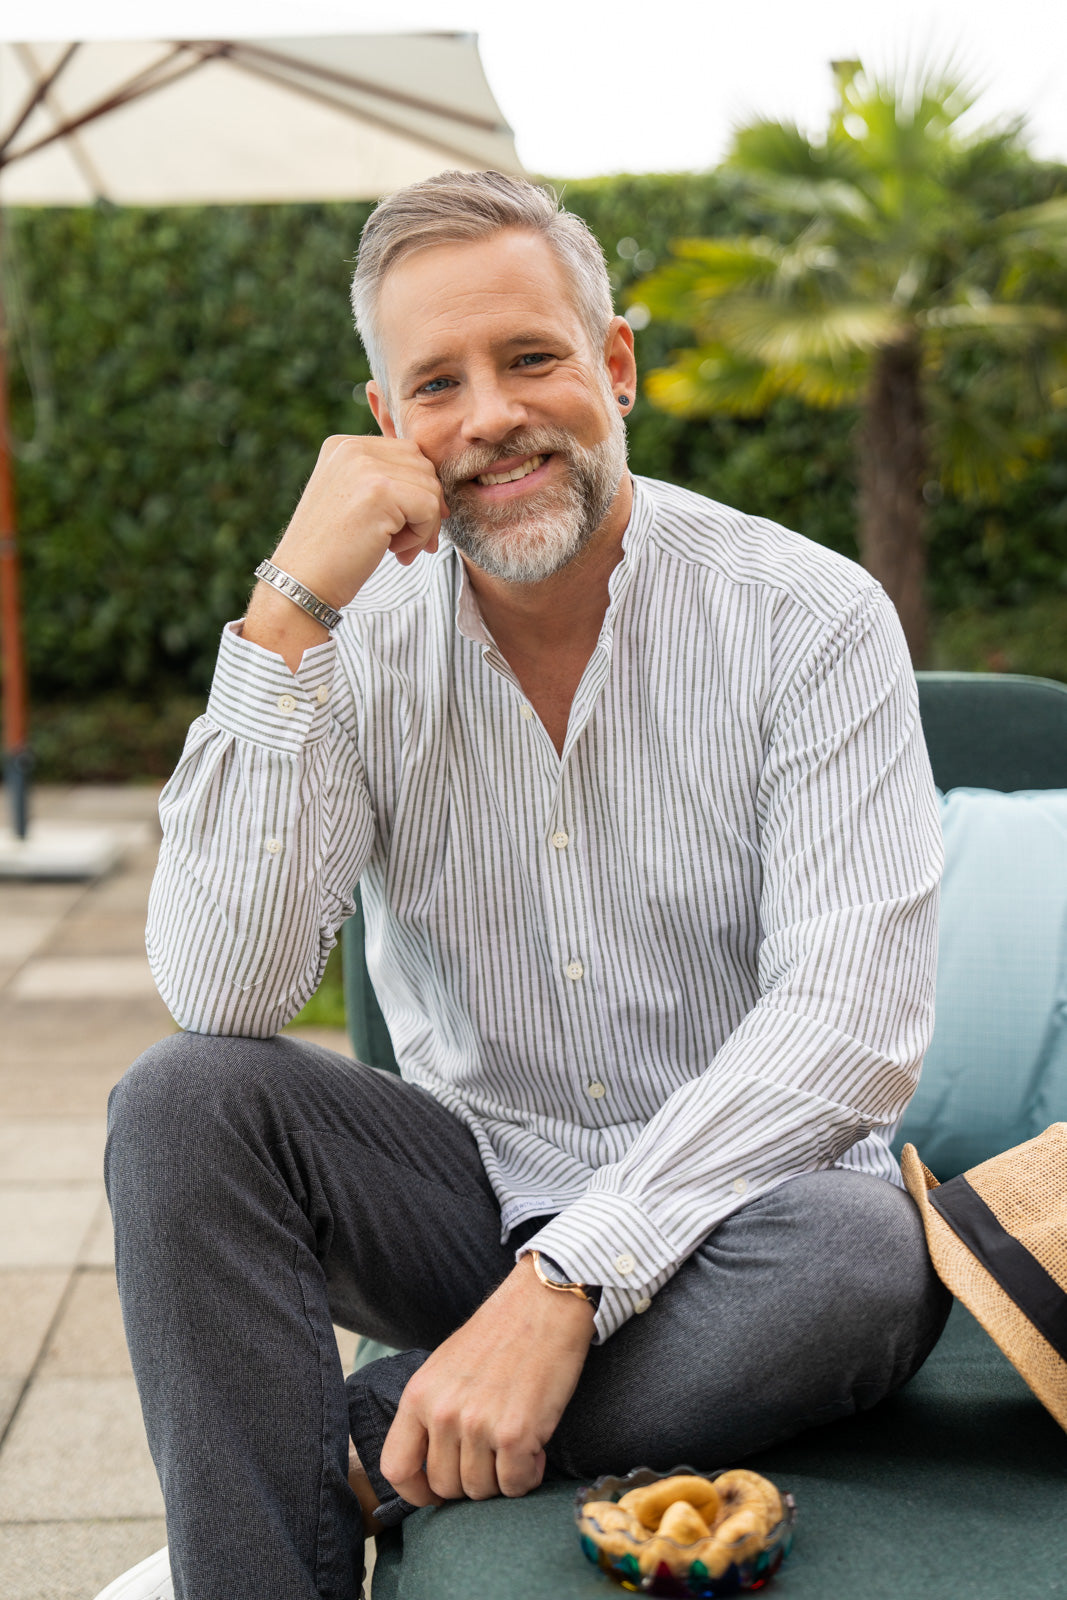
[{"xmin": 929, "ymin": 1174, "xmax": 1067, "ymax": 1360}]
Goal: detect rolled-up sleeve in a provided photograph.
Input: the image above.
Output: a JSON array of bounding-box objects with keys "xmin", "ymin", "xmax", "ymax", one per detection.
[
  {"xmin": 522, "ymin": 587, "xmax": 943, "ymax": 1341},
  {"xmin": 146, "ymin": 620, "xmax": 377, "ymax": 1036}
]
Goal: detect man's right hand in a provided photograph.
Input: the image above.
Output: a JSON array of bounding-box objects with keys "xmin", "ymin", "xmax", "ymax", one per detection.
[{"xmin": 243, "ymin": 435, "xmax": 449, "ymax": 671}]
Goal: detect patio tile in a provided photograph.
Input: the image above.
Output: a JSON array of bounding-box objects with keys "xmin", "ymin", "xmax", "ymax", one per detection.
[
  {"xmin": 0, "ymin": 1374, "xmax": 24, "ymax": 1433},
  {"xmin": 0, "ymin": 1119, "xmax": 107, "ymax": 1183},
  {"xmin": 83, "ymin": 869, "xmax": 160, "ymax": 914},
  {"xmin": 39, "ymin": 1269, "xmax": 131, "ymax": 1379},
  {"xmin": 0, "ymin": 1269, "xmax": 70, "ymax": 1376},
  {"xmin": 335, "ymin": 1325, "xmax": 359, "ymax": 1372},
  {"xmin": 0, "ymin": 1375, "xmax": 164, "ymax": 1520},
  {"xmin": 44, "ymin": 913, "xmax": 151, "ymax": 960},
  {"xmin": 0, "ymin": 918, "xmax": 63, "ymax": 965},
  {"xmin": 0, "ymin": 999, "xmax": 174, "ymax": 1062},
  {"xmin": 80, "ymin": 1196, "xmax": 115, "ymax": 1268},
  {"xmin": 10, "ymin": 957, "xmax": 159, "ymax": 1002},
  {"xmin": 0, "ymin": 1518, "xmax": 168, "ymax": 1600},
  {"xmin": 0, "ymin": 1187, "xmax": 101, "ymax": 1268},
  {"xmin": 0, "ymin": 883, "xmax": 86, "ymax": 919},
  {"xmin": 54, "ymin": 784, "xmax": 164, "ymax": 821}
]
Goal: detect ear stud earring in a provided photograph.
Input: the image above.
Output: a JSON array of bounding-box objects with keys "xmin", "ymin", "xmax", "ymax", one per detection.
[{"xmin": 618, "ymin": 394, "xmax": 630, "ymax": 406}]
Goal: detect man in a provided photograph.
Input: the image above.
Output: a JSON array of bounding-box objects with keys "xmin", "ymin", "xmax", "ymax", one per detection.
[{"xmin": 101, "ymin": 170, "xmax": 949, "ymax": 1600}]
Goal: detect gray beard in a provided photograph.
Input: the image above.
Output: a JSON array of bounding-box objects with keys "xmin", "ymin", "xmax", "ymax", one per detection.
[{"xmin": 438, "ymin": 417, "xmax": 628, "ymax": 585}]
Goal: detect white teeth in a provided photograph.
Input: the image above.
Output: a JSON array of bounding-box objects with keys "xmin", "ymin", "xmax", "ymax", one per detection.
[{"xmin": 475, "ymin": 454, "xmax": 545, "ymax": 486}]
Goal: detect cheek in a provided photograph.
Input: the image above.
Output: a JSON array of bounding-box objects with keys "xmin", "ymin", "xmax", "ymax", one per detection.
[{"xmin": 395, "ymin": 408, "xmax": 451, "ymax": 460}]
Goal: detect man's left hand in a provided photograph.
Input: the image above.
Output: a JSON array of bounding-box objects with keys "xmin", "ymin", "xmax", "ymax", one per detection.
[{"xmin": 380, "ymin": 1254, "xmax": 595, "ymax": 1504}]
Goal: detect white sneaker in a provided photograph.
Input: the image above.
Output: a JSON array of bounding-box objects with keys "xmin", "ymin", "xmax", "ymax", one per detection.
[{"xmin": 93, "ymin": 1545, "xmax": 172, "ymax": 1600}]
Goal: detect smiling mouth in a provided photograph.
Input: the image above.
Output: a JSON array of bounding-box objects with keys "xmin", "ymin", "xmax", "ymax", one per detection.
[{"xmin": 472, "ymin": 453, "xmax": 549, "ymax": 486}]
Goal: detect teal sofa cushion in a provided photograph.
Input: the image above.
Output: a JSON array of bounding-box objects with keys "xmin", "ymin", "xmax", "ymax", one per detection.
[
  {"xmin": 894, "ymin": 788, "xmax": 1067, "ymax": 1179},
  {"xmin": 369, "ymin": 1303, "xmax": 1066, "ymax": 1599}
]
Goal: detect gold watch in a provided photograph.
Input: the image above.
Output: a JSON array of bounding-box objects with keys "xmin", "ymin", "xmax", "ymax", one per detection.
[{"xmin": 529, "ymin": 1250, "xmax": 601, "ymax": 1308}]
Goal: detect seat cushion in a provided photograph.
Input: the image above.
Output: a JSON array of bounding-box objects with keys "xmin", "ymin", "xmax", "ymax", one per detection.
[
  {"xmin": 894, "ymin": 787, "xmax": 1067, "ymax": 1179},
  {"xmin": 369, "ymin": 1303, "xmax": 1066, "ymax": 1599}
]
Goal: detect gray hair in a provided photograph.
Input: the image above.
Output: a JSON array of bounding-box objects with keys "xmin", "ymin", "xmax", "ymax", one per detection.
[{"xmin": 351, "ymin": 170, "xmax": 614, "ymax": 393}]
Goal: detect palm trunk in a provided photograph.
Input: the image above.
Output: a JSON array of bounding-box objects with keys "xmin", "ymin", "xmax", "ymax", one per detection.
[{"xmin": 857, "ymin": 337, "xmax": 928, "ymax": 664}]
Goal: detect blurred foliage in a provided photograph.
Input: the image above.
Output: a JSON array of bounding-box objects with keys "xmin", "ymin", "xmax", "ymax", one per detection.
[
  {"xmin": 287, "ymin": 941, "xmax": 347, "ymax": 1030},
  {"xmin": 931, "ymin": 592, "xmax": 1067, "ymax": 681},
  {"xmin": 4, "ymin": 168, "xmax": 1067, "ymax": 709},
  {"xmin": 29, "ymin": 692, "xmax": 205, "ymax": 782},
  {"xmin": 618, "ymin": 67, "xmax": 1067, "ymax": 659}
]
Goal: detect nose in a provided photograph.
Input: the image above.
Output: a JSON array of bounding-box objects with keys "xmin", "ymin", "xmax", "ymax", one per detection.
[{"xmin": 459, "ymin": 373, "xmax": 528, "ymax": 444}]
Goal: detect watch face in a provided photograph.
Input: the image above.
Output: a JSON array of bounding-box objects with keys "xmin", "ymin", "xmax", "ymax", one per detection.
[{"xmin": 538, "ymin": 1254, "xmax": 570, "ymax": 1286}]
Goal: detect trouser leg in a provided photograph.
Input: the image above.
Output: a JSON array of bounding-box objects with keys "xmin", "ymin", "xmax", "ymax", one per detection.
[
  {"xmin": 106, "ymin": 1030, "xmax": 516, "ymax": 1600},
  {"xmin": 350, "ymin": 1168, "xmax": 951, "ymax": 1488}
]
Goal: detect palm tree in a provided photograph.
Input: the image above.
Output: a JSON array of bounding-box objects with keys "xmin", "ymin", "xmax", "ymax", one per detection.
[{"xmin": 636, "ymin": 62, "xmax": 1067, "ymax": 661}]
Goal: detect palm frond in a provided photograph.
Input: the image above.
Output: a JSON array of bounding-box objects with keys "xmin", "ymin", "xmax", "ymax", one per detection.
[
  {"xmin": 921, "ymin": 302, "xmax": 1067, "ymax": 345},
  {"xmin": 927, "ymin": 389, "xmax": 1047, "ymax": 499},
  {"xmin": 714, "ymin": 299, "xmax": 906, "ymax": 364},
  {"xmin": 644, "ymin": 347, "xmax": 786, "ymax": 417},
  {"xmin": 634, "ymin": 239, "xmax": 781, "ymax": 321}
]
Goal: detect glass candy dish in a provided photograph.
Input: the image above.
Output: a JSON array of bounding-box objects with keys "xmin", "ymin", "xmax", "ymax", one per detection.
[{"xmin": 574, "ymin": 1465, "xmax": 796, "ymax": 1598}]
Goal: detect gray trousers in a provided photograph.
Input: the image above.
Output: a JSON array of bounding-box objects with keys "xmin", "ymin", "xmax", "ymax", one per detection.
[{"xmin": 105, "ymin": 1031, "xmax": 950, "ymax": 1600}]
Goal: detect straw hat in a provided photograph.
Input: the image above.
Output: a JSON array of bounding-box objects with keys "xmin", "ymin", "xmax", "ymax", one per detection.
[{"xmin": 901, "ymin": 1125, "xmax": 1067, "ymax": 1431}]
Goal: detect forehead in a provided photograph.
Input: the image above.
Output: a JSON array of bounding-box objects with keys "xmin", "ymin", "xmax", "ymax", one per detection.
[{"xmin": 376, "ymin": 229, "xmax": 591, "ymax": 386}]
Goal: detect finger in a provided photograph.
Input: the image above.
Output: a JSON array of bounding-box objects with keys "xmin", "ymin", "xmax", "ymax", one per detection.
[
  {"xmin": 459, "ymin": 1436, "xmax": 501, "ymax": 1502},
  {"xmin": 495, "ymin": 1442, "xmax": 547, "ymax": 1500},
  {"xmin": 425, "ymin": 1427, "xmax": 465, "ymax": 1501},
  {"xmin": 380, "ymin": 1411, "xmax": 437, "ymax": 1508}
]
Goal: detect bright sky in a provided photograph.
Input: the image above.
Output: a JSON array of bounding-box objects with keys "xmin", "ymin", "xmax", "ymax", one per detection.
[{"xmin": 4, "ymin": 0, "xmax": 1067, "ymax": 177}]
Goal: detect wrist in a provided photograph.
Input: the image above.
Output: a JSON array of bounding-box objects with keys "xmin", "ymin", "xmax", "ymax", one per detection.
[
  {"xmin": 243, "ymin": 583, "xmax": 331, "ymax": 673},
  {"xmin": 514, "ymin": 1254, "xmax": 597, "ymax": 1335}
]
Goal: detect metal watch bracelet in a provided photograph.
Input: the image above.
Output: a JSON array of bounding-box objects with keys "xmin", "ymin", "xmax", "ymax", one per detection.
[{"xmin": 254, "ymin": 559, "xmax": 343, "ymax": 632}]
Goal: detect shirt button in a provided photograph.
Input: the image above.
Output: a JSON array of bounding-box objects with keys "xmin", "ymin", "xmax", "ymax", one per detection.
[
  {"xmin": 614, "ymin": 1253, "xmax": 636, "ymax": 1275},
  {"xmin": 587, "ymin": 1080, "xmax": 606, "ymax": 1099},
  {"xmin": 519, "ymin": 704, "xmax": 535, "ymax": 720},
  {"xmin": 277, "ymin": 693, "xmax": 297, "ymax": 714},
  {"xmin": 265, "ymin": 838, "xmax": 282, "ymax": 855},
  {"xmin": 634, "ymin": 1296, "xmax": 652, "ymax": 1314},
  {"xmin": 315, "ymin": 685, "xmax": 329, "ymax": 705},
  {"xmin": 566, "ymin": 960, "xmax": 584, "ymax": 982},
  {"xmin": 733, "ymin": 1177, "xmax": 748, "ymax": 1195},
  {"xmin": 552, "ymin": 830, "xmax": 570, "ymax": 850}
]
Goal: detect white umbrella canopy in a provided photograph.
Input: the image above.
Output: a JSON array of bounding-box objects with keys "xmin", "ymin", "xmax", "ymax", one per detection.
[
  {"xmin": 0, "ymin": 33, "xmax": 521, "ymax": 857},
  {"xmin": 0, "ymin": 34, "xmax": 522, "ymax": 204}
]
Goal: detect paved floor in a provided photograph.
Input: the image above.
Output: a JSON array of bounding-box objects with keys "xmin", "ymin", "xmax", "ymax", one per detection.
[{"xmin": 0, "ymin": 785, "xmax": 361, "ymax": 1599}]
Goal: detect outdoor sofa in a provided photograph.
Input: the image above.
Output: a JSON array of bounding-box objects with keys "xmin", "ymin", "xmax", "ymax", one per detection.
[{"xmin": 341, "ymin": 670, "xmax": 1067, "ymax": 1599}]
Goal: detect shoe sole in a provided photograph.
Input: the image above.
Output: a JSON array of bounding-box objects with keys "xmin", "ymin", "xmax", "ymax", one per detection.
[{"xmin": 93, "ymin": 1544, "xmax": 172, "ymax": 1600}]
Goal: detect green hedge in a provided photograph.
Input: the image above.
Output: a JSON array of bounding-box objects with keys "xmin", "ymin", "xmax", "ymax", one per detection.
[{"xmin": 6, "ymin": 169, "xmax": 1067, "ymax": 707}]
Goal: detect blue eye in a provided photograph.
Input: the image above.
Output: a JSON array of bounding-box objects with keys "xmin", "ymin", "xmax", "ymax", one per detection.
[
  {"xmin": 517, "ymin": 353, "xmax": 551, "ymax": 367},
  {"xmin": 419, "ymin": 377, "xmax": 452, "ymax": 395}
]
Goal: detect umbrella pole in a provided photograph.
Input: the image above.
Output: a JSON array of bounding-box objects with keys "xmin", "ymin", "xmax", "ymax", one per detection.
[{"xmin": 0, "ymin": 215, "xmax": 32, "ymax": 840}]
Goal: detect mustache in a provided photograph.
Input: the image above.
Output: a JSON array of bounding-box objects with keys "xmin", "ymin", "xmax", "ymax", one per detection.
[{"xmin": 437, "ymin": 428, "xmax": 577, "ymax": 498}]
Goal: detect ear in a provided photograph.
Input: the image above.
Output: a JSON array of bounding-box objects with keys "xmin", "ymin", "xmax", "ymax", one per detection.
[
  {"xmin": 367, "ymin": 380, "xmax": 397, "ymax": 438},
  {"xmin": 603, "ymin": 315, "xmax": 637, "ymax": 404}
]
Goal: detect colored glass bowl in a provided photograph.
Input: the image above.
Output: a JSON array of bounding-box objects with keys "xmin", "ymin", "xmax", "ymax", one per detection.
[{"xmin": 574, "ymin": 1465, "xmax": 796, "ymax": 1598}]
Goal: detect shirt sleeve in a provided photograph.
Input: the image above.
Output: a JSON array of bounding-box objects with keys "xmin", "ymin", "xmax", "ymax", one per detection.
[
  {"xmin": 519, "ymin": 585, "xmax": 943, "ymax": 1342},
  {"xmin": 146, "ymin": 619, "xmax": 377, "ymax": 1035}
]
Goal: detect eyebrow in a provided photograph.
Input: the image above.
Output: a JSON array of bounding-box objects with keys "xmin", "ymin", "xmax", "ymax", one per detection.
[{"xmin": 400, "ymin": 331, "xmax": 563, "ymax": 390}]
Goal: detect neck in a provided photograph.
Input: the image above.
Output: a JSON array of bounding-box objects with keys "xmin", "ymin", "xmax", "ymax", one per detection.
[{"xmin": 463, "ymin": 474, "xmax": 633, "ymax": 658}]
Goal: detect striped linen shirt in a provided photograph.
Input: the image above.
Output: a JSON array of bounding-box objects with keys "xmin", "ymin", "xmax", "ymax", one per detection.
[{"xmin": 147, "ymin": 473, "xmax": 943, "ymax": 1341}]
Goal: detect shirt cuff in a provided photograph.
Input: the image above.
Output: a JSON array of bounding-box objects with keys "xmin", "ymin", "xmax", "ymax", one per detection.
[
  {"xmin": 205, "ymin": 619, "xmax": 338, "ymax": 754},
  {"xmin": 517, "ymin": 1194, "xmax": 680, "ymax": 1342}
]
